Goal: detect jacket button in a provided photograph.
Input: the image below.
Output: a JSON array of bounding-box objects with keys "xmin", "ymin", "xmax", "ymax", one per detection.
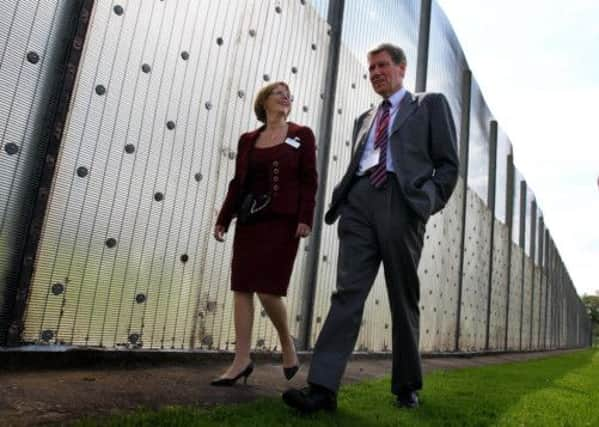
[
  {"xmin": 273, "ymin": 184, "xmax": 279, "ymax": 191},
  {"xmin": 273, "ymin": 176, "xmax": 279, "ymax": 182},
  {"xmin": 273, "ymin": 168, "xmax": 279, "ymax": 174},
  {"xmin": 273, "ymin": 160, "xmax": 279, "ymax": 167}
]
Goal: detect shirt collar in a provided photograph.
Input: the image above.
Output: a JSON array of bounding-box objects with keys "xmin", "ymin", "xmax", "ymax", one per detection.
[{"xmin": 384, "ymin": 87, "xmax": 406, "ymax": 111}]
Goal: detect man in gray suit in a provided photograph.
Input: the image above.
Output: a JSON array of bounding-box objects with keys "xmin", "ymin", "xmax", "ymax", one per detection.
[{"xmin": 283, "ymin": 43, "xmax": 459, "ymax": 412}]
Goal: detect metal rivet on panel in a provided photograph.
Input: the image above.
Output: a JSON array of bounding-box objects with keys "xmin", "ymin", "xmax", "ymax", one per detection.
[
  {"xmin": 142, "ymin": 63, "xmax": 151, "ymax": 73},
  {"xmin": 351, "ymin": 83, "xmax": 356, "ymax": 89},
  {"xmin": 205, "ymin": 102, "xmax": 212, "ymax": 110},
  {"xmin": 76, "ymin": 166, "xmax": 88, "ymax": 177},
  {"xmin": 363, "ymin": 74, "xmax": 367, "ymax": 79},
  {"xmin": 216, "ymin": 37, "xmax": 224, "ymax": 46},
  {"xmin": 194, "ymin": 172, "xmax": 202, "ymax": 182},
  {"xmin": 113, "ymin": 5, "xmax": 124, "ymax": 15},
  {"xmin": 291, "ymin": 66, "xmax": 298, "ymax": 74},
  {"xmin": 135, "ymin": 293, "xmax": 146, "ymax": 303},
  {"xmin": 345, "ymin": 140, "xmax": 350, "ymax": 146},
  {"xmin": 154, "ymin": 192, "xmax": 164, "ymax": 201},
  {"xmin": 105, "ymin": 238, "xmax": 117, "ymax": 248},
  {"xmin": 322, "ymin": 255, "xmax": 327, "ymax": 262},
  {"xmin": 41, "ymin": 330, "xmax": 54, "ymax": 341},
  {"xmin": 302, "ymin": 106, "xmax": 308, "ymax": 112},
  {"xmin": 166, "ymin": 120, "xmax": 175, "ymax": 129},
  {"xmin": 125, "ymin": 144, "xmax": 135, "ymax": 154},
  {"xmin": 332, "ymin": 155, "xmax": 337, "ymax": 161},
  {"xmin": 311, "ymin": 43, "xmax": 317, "ymax": 50},
  {"xmin": 180, "ymin": 254, "xmax": 189, "ymax": 263},
  {"xmin": 249, "ymin": 29, "xmax": 256, "ymax": 37},
  {"xmin": 129, "ymin": 333, "xmax": 139, "ymax": 344},
  {"xmin": 263, "ymin": 74, "xmax": 270, "ymax": 82},
  {"xmin": 337, "ymin": 108, "xmax": 342, "ymax": 114},
  {"xmin": 27, "ymin": 51, "xmax": 40, "ymax": 64},
  {"xmin": 375, "ymin": 299, "xmax": 379, "ymax": 305},
  {"xmin": 51, "ymin": 283, "xmax": 64, "ymax": 295},
  {"xmin": 275, "ymin": 6, "xmax": 282, "ymax": 13},
  {"xmin": 4, "ymin": 143, "xmax": 19, "ymax": 155},
  {"xmin": 95, "ymin": 85, "xmax": 106, "ymax": 95},
  {"xmin": 181, "ymin": 51, "xmax": 189, "ymax": 60}
]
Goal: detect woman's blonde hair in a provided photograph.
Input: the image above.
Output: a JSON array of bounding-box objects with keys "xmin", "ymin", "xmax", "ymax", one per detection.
[{"xmin": 254, "ymin": 81, "xmax": 290, "ymax": 123}]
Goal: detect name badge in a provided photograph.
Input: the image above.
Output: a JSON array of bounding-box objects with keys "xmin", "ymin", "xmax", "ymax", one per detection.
[{"xmin": 284, "ymin": 137, "xmax": 301, "ymax": 149}]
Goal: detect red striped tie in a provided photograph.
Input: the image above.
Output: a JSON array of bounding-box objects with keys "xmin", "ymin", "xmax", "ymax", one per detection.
[{"xmin": 370, "ymin": 100, "xmax": 391, "ymax": 188}]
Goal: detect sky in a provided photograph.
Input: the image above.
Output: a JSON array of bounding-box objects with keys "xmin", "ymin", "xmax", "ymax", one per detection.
[{"xmin": 437, "ymin": 0, "xmax": 599, "ymax": 296}]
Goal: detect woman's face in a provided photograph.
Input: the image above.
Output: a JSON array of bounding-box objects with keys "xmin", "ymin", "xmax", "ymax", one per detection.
[{"xmin": 263, "ymin": 84, "xmax": 291, "ymax": 119}]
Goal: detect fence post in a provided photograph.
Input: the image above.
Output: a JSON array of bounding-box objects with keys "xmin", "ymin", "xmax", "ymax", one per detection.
[
  {"xmin": 484, "ymin": 120, "xmax": 498, "ymax": 350},
  {"xmin": 298, "ymin": 0, "xmax": 345, "ymax": 351},
  {"xmin": 454, "ymin": 68, "xmax": 472, "ymax": 352},
  {"xmin": 518, "ymin": 180, "xmax": 527, "ymax": 350},
  {"xmin": 415, "ymin": 0, "xmax": 432, "ymax": 92},
  {"xmin": 528, "ymin": 199, "xmax": 537, "ymax": 349},
  {"xmin": 503, "ymin": 152, "xmax": 514, "ymax": 350}
]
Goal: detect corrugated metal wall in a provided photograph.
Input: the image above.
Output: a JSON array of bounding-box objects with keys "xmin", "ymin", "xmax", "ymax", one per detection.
[
  {"xmin": 0, "ymin": 0, "xmax": 84, "ymax": 344},
  {"xmin": 1, "ymin": 0, "xmax": 590, "ymax": 351},
  {"xmin": 18, "ymin": 0, "xmax": 329, "ymax": 349}
]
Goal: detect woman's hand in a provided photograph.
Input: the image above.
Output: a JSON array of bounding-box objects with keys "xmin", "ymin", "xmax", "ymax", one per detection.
[
  {"xmin": 295, "ymin": 223, "xmax": 311, "ymax": 238},
  {"xmin": 214, "ymin": 224, "xmax": 226, "ymax": 242}
]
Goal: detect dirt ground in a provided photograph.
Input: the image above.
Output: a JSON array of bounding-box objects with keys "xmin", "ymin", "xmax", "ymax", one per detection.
[{"xmin": 0, "ymin": 349, "xmax": 579, "ymax": 426}]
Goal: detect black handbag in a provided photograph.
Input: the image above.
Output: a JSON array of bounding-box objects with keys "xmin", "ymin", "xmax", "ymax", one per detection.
[{"xmin": 237, "ymin": 192, "xmax": 271, "ymax": 225}]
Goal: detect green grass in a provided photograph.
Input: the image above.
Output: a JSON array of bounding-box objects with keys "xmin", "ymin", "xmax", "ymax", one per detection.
[{"xmin": 75, "ymin": 349, "xmax": 599, "ymax": 426}]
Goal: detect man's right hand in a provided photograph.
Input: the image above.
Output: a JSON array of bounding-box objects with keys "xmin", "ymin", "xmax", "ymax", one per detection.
[{"xmin": 213, "ymin": 224, "xmax": 226, "ymax": 242}]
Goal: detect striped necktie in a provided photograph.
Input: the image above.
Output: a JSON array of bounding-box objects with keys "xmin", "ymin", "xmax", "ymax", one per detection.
[{"xmin": 370, "ymin": 99, "xmax": 391, "ymax": 188}]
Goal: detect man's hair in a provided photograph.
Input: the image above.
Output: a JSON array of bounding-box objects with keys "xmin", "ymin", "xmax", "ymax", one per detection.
[
  {"xmin": 367, "ymin": 43, "xmax": 407, "ymax": 65},
  {"xmin": 254, "ymin": 81, "xmax": 290, "ymax": 123}
]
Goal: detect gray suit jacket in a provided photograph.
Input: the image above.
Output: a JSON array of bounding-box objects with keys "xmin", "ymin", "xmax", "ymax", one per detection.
[{"xmin": 324, "ymin": 91, "xmax": 459, "ymax": 224}]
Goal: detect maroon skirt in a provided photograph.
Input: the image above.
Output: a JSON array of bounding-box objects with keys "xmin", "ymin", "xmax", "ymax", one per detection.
[{"xmin": 231, "ymin": 214, "xmax": 299, "ymax": 296}]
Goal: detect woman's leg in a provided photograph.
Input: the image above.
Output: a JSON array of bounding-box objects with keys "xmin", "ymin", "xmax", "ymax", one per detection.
[
  {"xmin": 257, "ymin": 293, "xmax": 299, "ymax": 367},
  {"xmin": 219, "ymin": 291, "xmax": 254, "ymax": 378}
]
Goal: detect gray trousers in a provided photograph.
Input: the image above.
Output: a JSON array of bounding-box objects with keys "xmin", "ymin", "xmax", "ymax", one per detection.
[{"xmin": 308, "ymin": 174, "xmax": 426, "ymax": 395}]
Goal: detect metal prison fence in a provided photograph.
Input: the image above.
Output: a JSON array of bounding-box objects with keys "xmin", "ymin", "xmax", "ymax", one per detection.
[{"xmin": 0, "ymin": 0, "xmax": 591, "ymax": 353}]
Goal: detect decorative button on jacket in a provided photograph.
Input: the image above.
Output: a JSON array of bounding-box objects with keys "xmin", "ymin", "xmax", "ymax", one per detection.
[{"xmin": 216, "ymin": 122, "xmax": 318, "ymax": 231}]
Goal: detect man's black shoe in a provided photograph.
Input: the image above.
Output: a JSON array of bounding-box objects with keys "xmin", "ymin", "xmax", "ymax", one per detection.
[
  {"xmin": 396, "ymin": 391, "xmax": 419, "ymax": 409},
  {"xmin": 282, "ymin": 385, "xmax": 337, "ymax": 413}
]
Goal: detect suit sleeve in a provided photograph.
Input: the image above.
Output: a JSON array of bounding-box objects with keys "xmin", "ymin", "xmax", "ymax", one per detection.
[
  {"xmin": 216, "ymin": 134, "xmax": 246, "ymax": 232},
  {"xmin": 297, "ymin": 127, "xmax": 318, "ymax": 227},
  {"xmin": 427, "ymin": 93, "xmax": 459, "ymax": 214}
]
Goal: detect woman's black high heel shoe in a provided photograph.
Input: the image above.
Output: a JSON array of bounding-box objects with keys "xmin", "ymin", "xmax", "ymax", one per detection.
[
  {"xmin": 283, "ymin": 364, "xmax": 299, "ymax": 380},
  {"xmin": 210, "ymin": 362, "xmax": 254, "ymax": 386}
]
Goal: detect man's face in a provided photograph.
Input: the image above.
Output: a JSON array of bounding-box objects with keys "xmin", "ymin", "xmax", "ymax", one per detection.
[{"xmin": 368, "ymin": 51, "xmax": 406, "ymax": 97}]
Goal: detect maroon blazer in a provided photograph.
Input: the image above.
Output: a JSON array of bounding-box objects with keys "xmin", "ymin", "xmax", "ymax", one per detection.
[{"xmin": 216, "ymin": 122, "xmax": 318, "ymax": 231}]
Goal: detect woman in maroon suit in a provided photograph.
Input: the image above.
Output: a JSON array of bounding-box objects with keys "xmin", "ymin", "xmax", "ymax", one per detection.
[{"xmin": 211, "ymin": 82, "xmax": 318, "ymax": 386}]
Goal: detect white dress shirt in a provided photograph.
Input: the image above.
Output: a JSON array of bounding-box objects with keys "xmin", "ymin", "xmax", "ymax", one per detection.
[{"xmin": 358, "ymin": 87, "xmax": 406, "ymax": 175}]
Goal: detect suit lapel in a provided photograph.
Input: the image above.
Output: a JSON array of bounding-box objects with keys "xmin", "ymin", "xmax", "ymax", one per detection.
[
  {"xmin": 390, "ymin": 91, "xmax": 417, "ymax": 135},
  {"xmin": 352, "ymin": 108, "xmax": 376, "ymax": 155}
]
